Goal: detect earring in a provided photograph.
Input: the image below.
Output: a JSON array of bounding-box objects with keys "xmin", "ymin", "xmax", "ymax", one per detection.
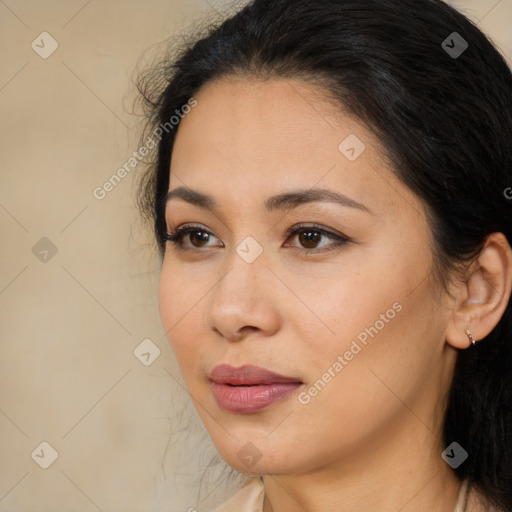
[{"xmin": 466, "ymin": 327, "xmax": 476, "ymax": 346}]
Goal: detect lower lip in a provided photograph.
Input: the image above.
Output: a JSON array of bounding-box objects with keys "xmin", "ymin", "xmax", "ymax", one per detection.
[{"xmin": 210, "ymin": 381, "xmax": 302, "ymax": 413}]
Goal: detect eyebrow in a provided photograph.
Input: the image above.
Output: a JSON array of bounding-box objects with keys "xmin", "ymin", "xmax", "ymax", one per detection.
[{"xmin": 164, "ymin": 186, "xmax": 372, "ymax": 214}]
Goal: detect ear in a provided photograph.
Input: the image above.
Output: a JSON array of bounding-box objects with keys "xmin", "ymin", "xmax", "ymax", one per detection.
[{"xmin": 445, "ymin": 232, "xmax": 512, "ymax": 349}]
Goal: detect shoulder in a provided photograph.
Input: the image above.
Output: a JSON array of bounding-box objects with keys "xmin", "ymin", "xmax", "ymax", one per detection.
[{"xmin": 209, "ymin": 478, "xmax": 264, "ymax": 512}]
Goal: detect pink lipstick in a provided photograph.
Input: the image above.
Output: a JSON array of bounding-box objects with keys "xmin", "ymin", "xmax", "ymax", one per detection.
[{"xmin": 209, "ymin": 364, "xmax": 302, "ymax": 414}]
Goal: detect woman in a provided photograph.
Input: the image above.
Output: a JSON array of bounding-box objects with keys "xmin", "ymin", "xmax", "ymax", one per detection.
[{"xmin": 136, "ymin": 0, "xmax": 512, "ymax": 510}]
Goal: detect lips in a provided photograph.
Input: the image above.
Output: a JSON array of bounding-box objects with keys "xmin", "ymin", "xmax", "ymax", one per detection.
[
  {"xmin": 209, "ymin": 364, "xmax": 303, "ymax": 413},
  {"xmin": 210, "ymin": 364, "xmax": 302, "ymax": 385}
]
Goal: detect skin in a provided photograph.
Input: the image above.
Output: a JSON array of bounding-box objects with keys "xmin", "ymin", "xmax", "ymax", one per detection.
[{"xmin": 158, "ymin": 77, "xmax": 512, "ymax": 512}]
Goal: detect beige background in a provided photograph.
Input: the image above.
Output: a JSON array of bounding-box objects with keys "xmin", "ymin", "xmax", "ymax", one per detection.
[{"xmin": 1, "ymin": 1, "xmax": 511, "ymax": 511}]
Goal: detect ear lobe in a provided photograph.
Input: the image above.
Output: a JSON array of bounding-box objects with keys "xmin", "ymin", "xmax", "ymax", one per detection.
[{"xmin": 445, "ymin": 232, "xmax": 512, "ymax": 350}]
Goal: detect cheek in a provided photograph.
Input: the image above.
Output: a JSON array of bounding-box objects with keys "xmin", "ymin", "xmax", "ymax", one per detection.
[
  {"xmin": 158, "ymin": 261, "xmax": 204, "ymax": 374},
  {"xmin": 158, "ymin": 263, "xmax": 177, "ymax": 334},
  {"xmin": 288, "ymin": 241, "xmax": 434, "ymax": 387},
  {"xmin": 299, "ymin": 271, "xmax": 441, "ymax": 420},
  {"xmin": 283, "ymin": 259, "xmax": 396, "ymax": 359}
]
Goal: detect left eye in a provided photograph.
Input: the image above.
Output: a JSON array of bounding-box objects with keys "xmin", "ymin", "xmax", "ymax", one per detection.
[
  {"xmin": 284, "ymin": 224, "xmax": 350, "ymax": 251},
  {"xmin": 288, "ymin": 228, "xmax": 335, "ymax": 249}
]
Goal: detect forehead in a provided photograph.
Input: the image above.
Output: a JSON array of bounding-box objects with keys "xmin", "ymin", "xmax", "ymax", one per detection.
[
  {"xmin": 168, "ymin": 77, "xmax": 423, "ymax": 222},
  {"xmin": 173, "ymin": 77, "xmax": 367, "ymax": 162}
]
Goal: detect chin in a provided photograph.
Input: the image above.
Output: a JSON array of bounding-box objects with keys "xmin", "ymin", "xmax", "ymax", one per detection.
[{"xmin": 211, "ymin": 436, "xmax": 306, "ymax": 476}]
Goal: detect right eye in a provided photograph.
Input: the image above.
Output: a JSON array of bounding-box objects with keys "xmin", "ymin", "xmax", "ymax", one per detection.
[{"xmin": 163, "ymin": 225, "xmax": 223, "ymax": 251}]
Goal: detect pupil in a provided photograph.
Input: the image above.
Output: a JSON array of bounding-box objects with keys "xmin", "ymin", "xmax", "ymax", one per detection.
[
  {"xmin": 299, "ymin": 230, "xmax": 320, "ymax": 248},
  {"xmin": 191, "ymin": 231, "xmax": 209, "ymax": 246}
]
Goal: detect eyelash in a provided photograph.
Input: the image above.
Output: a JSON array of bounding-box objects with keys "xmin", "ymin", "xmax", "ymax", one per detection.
[{"xmin": 163, "ymin": 223, "xmax": 351, "ymax": 254}]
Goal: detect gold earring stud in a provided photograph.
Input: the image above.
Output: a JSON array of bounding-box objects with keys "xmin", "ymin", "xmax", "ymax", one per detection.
[{"xmin": 466, "ymin": 327, "xmax": 476, "ymax": 346}]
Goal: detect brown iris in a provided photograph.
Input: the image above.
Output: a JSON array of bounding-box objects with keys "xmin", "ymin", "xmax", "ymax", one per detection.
[
  {"xmin": 298, "ymin": 230, "xmax": 321, "ymax": 249},
  {"xmin": 190, "ymin": 230, "xmax": 210, "ymax": 247}
]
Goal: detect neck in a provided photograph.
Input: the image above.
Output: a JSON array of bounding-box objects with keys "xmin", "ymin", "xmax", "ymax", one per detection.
[{"xmin": 262, "ymin": 415, "xmax": 462, "ymax": 512}]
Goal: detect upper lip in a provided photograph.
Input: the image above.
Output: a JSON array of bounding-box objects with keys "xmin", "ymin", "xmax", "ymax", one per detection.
[{"xmin": 209, "ymin": 364, "xmax": 302, "ymax": 386}]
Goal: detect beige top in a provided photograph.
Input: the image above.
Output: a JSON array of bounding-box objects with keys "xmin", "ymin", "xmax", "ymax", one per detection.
[
  {"xmin": 210, "ymin": 478, "xmax": 264, "ymax": 512},
  {"xmin": 209, "ymin": 477, "xmax": 477, "ymax": 512}
]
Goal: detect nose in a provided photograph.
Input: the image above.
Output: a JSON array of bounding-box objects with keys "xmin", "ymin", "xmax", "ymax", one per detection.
[{"xmin": 205, "ymin": 249, "xmax": 281, "ymax": 343}]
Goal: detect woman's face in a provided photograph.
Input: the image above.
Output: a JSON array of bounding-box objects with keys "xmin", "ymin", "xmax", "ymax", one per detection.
[{"xmin": 158, "ymin": 77, "xmax": 456, "ymax": 476}]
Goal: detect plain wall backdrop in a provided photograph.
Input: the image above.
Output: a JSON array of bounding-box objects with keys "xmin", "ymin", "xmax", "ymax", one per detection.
[{"xmin": 1, "ymin": 1, "xmax": 511, "ymax": 511}]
